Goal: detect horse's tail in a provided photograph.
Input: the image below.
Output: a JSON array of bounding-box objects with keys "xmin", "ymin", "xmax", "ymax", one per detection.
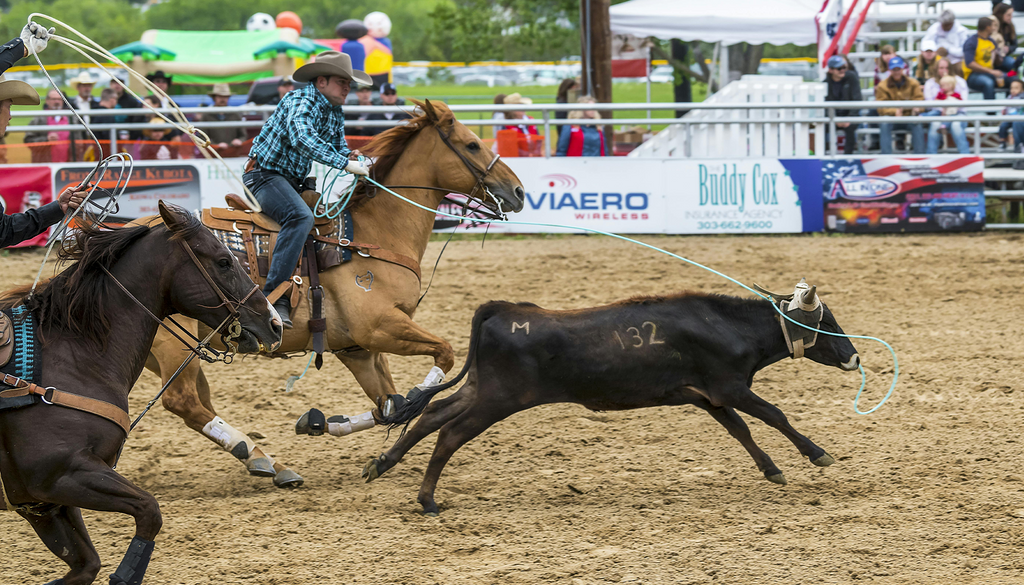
[
  {"xmin": 382, "ymin": 302, "xmax": 502, "ymax": 429},
  {"xmin": 0, "ymin": 284, "xmax": 35, "ymax": 310}
]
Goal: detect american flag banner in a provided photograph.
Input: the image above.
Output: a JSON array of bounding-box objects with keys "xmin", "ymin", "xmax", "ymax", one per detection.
[{"xmin": 823, "ymin": 157, "xmax": 985, "ymax": 233}]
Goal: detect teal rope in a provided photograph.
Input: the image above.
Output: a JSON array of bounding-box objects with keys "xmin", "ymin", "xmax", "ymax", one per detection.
[
  {"xmin": 314, "ymin": 159, "xmax": 364, "ymax": 220},
  {"xmin": 321, "ymin": 164, "xmax": 898, "ymax": 414},
  {"xmin": 284, "ymin": 353, "xmax": 316, "ymax": 393}
]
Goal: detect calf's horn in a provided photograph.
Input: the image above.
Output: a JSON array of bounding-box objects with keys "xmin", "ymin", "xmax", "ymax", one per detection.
[{"xmin": 751, "ymin": 282, "xmax": 793, "ymax": 301}]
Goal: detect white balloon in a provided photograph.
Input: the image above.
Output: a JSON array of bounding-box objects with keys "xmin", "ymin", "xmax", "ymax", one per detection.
[
  {"xmin": 246, "ymin": 12, "xmax": 276, "ymax": 32},
  {"xmin": 363, "ymin": 11, "xmax": 392, "ymax": 38}
]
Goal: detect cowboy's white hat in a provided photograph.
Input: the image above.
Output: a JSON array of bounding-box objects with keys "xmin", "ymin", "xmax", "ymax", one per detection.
[{"xmin": 70, "ymin": 72, "xmax": 97, "ymax": 87}]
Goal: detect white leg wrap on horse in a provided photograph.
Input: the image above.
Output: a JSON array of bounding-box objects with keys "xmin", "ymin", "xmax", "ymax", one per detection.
[
  {"xmin": 203, "ymin": 416, "xmax": 256, "ymax": 461},
  {"xmin": 422, "ymin": 365, "xmax": 445, "ymax": 387},
  {"xmin": 328, "ymin": 411, "xmax": 376, "ymax": 437}
]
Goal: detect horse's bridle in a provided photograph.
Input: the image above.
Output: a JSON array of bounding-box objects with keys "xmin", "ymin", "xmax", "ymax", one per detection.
[
  {"xmin": 102, "ymin": 239, "xmax": 262, "ymax": 364},
  {"xmin": 375, "ymin": 125, "xmax": 507, "ymax": 220}
]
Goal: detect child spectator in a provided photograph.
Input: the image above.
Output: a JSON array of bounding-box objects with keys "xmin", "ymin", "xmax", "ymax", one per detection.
[
  {"xmin": 924, "ymin": 69, "xmax": 970, "ymax": 153},
  {"xmin": 998, "ymin": 78, "xmax": 1024, "ymax": 150},
  {"xmin": 875, "ymin": 44, "xmax": 896, "ymax": 87},
  {"xmin": 556, "ymin": 96, "xmax": 605, "ymax": 157}
]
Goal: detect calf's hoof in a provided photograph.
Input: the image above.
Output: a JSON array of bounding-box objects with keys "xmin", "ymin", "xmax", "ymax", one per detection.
[
  {"xmin": 295, "ymin": 409, "xmax": 326, "ymax": 436},
  {"xmin": 362, "ymin": 456, "xmax": 384, "ymax": 482},
  {"xmin": 273, "ymin": 469, "xmax": 304, "ymax": 488},
  {"xmin": 246, "ymin": 457, "xmax": 276, "ymax": 477},
  {"xmin": 765, "ymin": 472, "xmax": 788, "ymax": 485},
  {"xmin": 811, "ymin": 454, "xmax": 836, "ymax": 467}
]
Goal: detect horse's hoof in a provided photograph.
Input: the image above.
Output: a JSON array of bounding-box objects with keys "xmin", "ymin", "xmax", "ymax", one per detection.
[
  {"xmin": 295, "ymin": 409, "xmax": 326, "ymax": 436},
  {"xmin": 811, "ymin": 454, "xmax": 836, "ymax": 467},
  {"xmin": 423, "ymin": 511, "xmax": 439, "ymax": 518},
  {"xmin": 245, "ymin": 457, "xmax": 276, "ymax": 477},
  {"xmin": 273, "ymin": 469, "xmax": 304, "ymax": 488},
  {"xmin": 362, "ymin": 459, "xmax": 381, "ymax": 482},
  {"xmin": 766, "ymin": 472, "xmax": 788, "ymax": 485}
]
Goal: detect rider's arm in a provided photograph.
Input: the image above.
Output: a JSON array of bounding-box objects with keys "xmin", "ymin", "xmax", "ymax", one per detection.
[
  {"xmin": 0, "ymin": 199, "xmax": 63, "ymax": 249},
  {"xmin": 0, "ymin": 37, "xmax": 25, "ymax": 77},
  {"xmin": 286, "ymin": 97, "xmax": 351, "ymax": 170}
]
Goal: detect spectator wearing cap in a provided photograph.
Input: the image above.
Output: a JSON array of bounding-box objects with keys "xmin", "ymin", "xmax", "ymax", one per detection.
[
  {"xmin": 200, "ymin": 83, "xmax": 246, "ymax": 149},
  {"xmin": 992, "ymin": 3, "xmax": 1020, "ymax": 74},
  {"xmin": 502, "ymin": 93, "xmax": 538, "ymax": 136},
  {"xmin": 914, "ymin": 39, "xmax": 946, "ymax": 85},
  {"xmin": 923, "ymin": 9, "xmax": 971, "ymax": 68},
  {"xmin": 365, "ymin": 83, "xmax": 411, "ymax": 135},
  {"xmin": 269, "ymin": 77, "xmax": 294, "ymax": 106},
  {"xmin": 963, "ymin": 16, "xmax": 1004, "ymax": 100},
  {"xmin": 345, "ymin": 84, "xmax": 375, "ymax": 136},
  {"xmin": 875, "ymin": 55, "xmax": 925, "ymax": 154},
  {"xmin": 824, "ymin": 55, "xmax": 862, "ymax": 154}
]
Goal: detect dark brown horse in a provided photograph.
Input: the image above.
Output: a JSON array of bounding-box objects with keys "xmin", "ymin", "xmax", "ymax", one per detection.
[{"xmin": 0, "ymin": 202, "xmax": 281, "ymax": 585}]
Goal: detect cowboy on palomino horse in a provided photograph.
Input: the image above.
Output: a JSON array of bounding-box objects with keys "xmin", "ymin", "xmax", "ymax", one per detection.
[
  {"xmin": 145, "ymin": 99, "xmax": 526, "ymax": 488},
  {"xmin": 0, "ymin": 21, "xmax": 88, "ymax": 248},
  {"xmin": 243, "ymin": 51, "xmax": 372, "ymax": 328}
]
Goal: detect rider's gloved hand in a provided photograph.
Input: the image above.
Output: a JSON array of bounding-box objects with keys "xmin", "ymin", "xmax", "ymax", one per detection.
[
  {"xmin": 21, "ymin": 22, "xmax": 54, "ymax": 55},
  {"xmin": 345, "ymin": 158, "xmax": 369, "ymax": 176}
]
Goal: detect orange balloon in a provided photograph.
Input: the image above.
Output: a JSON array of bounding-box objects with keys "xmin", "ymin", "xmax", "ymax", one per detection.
[{"xmin": 276, "ymin": 11, "xmax": 303, "ymax": 33}]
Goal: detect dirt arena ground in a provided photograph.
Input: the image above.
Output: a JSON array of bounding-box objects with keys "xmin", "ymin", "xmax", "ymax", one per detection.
[{"xmin": 2, "ymin": 231, "xmax": 1023, "ymax": 584}]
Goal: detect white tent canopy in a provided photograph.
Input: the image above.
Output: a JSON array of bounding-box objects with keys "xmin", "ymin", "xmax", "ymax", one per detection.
[{"xmin": 609, "ymin": 0, "xmax": 823, "ymax": 46}]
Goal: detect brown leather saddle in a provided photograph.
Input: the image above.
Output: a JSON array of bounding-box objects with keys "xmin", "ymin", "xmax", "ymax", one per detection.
[{"xmin": 0, "ymin": 312, "xmax": 12, "ymax": 369}]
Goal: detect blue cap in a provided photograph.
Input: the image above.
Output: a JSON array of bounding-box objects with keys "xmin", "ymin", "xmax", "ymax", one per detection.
[
  {"xmin": 827, "ymin": 55, "xmax": 846, "ymax": 69},
  {"xmin": 888, "ymin": 55, "xmax": 906, "ymax": 69}
]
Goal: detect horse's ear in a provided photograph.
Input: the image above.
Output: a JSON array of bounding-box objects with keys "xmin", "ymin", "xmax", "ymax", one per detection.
[
  {"xmin": 159, "ymin": 200, "xmax": 187, "ymax": 232},
  {"xmin": 423, "ymin": 99, "xmax": 439, "ymax": 123}
]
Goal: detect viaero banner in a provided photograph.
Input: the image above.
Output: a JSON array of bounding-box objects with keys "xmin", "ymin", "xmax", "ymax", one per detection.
[{"xmin": 432, "ymin": 158, "xmax": 823, "ymax": 234}]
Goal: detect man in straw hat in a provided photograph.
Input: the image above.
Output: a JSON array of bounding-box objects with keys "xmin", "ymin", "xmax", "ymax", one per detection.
[
  {"xmin": 244, "ymin": 51, "xmax": 372, "ymax": 327},
  {"xmin": 0, "ymin": 77, "xmax": 84, "ymax": 248},
  {"xmin": 201, "ymin": 83, "xmax": 246, "ymax": 149}
]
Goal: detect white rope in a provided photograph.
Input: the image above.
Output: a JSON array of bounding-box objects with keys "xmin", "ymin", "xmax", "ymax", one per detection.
[{"xmin": 27, "ymin": 13, "xmax": 262, "ymax": 213}]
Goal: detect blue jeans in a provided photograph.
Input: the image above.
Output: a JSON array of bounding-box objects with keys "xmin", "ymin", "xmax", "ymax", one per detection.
[
  {"xmin": 1013, "ymin": 121, "xmax": 1024, "ymax": 145},
  {"xmin": 242, "ymin": 169, "xmax": 314, "ymax": 296},
  {"xmin": 926, "ymin": 118, "xmax": 970, "ymax": 153},
  {"xmin": 966, "ymin": 72, "xmax": 997, "ymax": 100},
  {"xmin": 999, "ymin": 121, "xmax": 1013, "ymax": 140},
  {"xmin": 999, "ymin": 55, "xmax": 1021, "ymax": 73},
  {"xmin": 879, "ymin": 121, "xmax": 925, "ymax": 154}
]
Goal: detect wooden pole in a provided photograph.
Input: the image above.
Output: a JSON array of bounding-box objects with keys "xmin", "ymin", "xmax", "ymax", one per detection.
[{"xmin": 580, "ymin": 0, "xmax": 613, "ymax": 154}]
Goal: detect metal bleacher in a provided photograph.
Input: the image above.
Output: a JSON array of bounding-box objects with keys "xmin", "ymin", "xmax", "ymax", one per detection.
[{"xmin": 848, "ymin": 0, "xmax": 1024, "ymax": 224}]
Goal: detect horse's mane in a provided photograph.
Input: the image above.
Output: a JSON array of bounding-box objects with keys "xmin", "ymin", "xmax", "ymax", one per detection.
[
  {"xmin": 0, "ymin": 218, "xmax": 169, "ymax": 348},
  {"xmin": 351, "ymin": 100, "xmax": 454, "ymax": 203}
]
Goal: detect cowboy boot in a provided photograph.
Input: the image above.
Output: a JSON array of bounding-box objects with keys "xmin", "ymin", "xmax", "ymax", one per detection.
[{"xmin": 273, "ymin": 298, "xmax": 293, "ymax": 329}]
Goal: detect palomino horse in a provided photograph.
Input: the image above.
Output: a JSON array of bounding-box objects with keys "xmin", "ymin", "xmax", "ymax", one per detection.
[
  {"xmin": 0, "ymin": 202, "xmax": 281, "ymax": 585},
  {"xmin": 144, "ymin": 100, "xmax": 525, "ymax": 487}
]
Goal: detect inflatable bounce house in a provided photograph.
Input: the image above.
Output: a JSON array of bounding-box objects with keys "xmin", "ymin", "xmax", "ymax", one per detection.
[
  {"xmin": 110, "ymin": 11, "xmax": 329, "ymax": 93},
  {"xmin": 316, "ymin": 11, "xmax": 393, "ymax": 88}
]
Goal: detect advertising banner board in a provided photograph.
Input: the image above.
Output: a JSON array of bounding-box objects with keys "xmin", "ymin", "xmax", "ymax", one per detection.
[
  {"xmin": 822, "ymin": 157, "xmax": 985, "ymax": 233},
  {"xmin": 54, "ymin": 163, "xmax": 202, "ymax": 223}
]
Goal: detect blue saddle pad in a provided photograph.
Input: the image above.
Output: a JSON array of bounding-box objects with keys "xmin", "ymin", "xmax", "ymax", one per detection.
[{"xmin": 0, "ymin": 305, "xmax": 42, "ymax": 411}]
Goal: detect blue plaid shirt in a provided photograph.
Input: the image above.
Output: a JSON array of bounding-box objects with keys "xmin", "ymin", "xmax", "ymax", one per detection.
[{"xmin": 248, "ymin": 83, "xmax": 351, "ymax": 182}]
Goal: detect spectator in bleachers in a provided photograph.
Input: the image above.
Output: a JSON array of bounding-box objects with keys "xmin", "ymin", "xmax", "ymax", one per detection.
[
  {"xmin": 268, "ymin": 77, "xmax": 293, "ymax": 106},
  {"xmin": 365, "ymin": 82, "xmax": 412, "ymax": 136},
  {"xmin": 992, "ymin": 4, "xmax": 1020, "ymax": 73},
  {"xmin": 502, "ymin": 93, "xmax": 538, "ymax": 136},
  {"xmin": 963, "ymin": 17, "xmax": 1005, "ymax": 100},
  {"xmin": 874, "ymin": 44, "xmax": 896, "ymax": 87},
  {"xmin": 201, "ymin": 84, "xmax": 246, "ymax": 150},
  {"xmin": 90, "ymin": 88, "xmax": 119, "ymax": 126},
  {"xmin": 345, "ymin": 84, "xmax": 375, "ymax": 136},
  {"xmin": 24, "ymin": 89, "xmax": 70, "ymax": 162},
  {"xmin": 140, "ymin": 117, "xmax": 178, "ymax": 160},
  {"xmin": 145, "ymin": 71, "xmax": 173, "ymax": 108},
  {"xmin": 556, "ymin": 96, "xmax": 605, "ymax": 157},
  {"xmin": 997, "ymin": 77, "xmax": 1024, "ymax": 150},
  {"xmin": 924, "ymin": 9, "xmax": 971, "ymax": 70},
  {"xmin": 914, "ymin": 39, "xmax": 944, "ymax": 85},
  {"xmin": 825, "ymin": 55, "xmax": 862, "ymax": 154},
  {"xmin": 555, "ymin": 78, "xmax": 579, "ymax": 139},
  {"xmin": 875, "ymin": 56, "xmax": 925, "ymax": 154},
  {"xmin": 924, "ymin": 75, "xmax": 970, "ymax": 154}
]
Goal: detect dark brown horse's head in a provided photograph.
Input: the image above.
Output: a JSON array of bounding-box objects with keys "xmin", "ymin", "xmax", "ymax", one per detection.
[
  {"xmin": 157, "ymin": 202, "xmax": 283, "ymax": 353},
  {"xmin": 363, "ymin": 99, "xmax": 526, "ymax": 213}
]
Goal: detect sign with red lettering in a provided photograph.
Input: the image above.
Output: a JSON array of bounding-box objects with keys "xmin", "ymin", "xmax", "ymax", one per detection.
[{"xmin": 54, "ymin": 163, "xmax": 202, "ymax": 223}]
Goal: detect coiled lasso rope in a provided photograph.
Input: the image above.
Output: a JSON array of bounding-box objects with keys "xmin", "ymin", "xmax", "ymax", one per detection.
[
  {"xmin": 27, "ymin": 13, "xmax": 261, "ymax": 213},
  {"xmin": 325, "ymin": 159, "xmax": 898, "ymax": 415}
]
